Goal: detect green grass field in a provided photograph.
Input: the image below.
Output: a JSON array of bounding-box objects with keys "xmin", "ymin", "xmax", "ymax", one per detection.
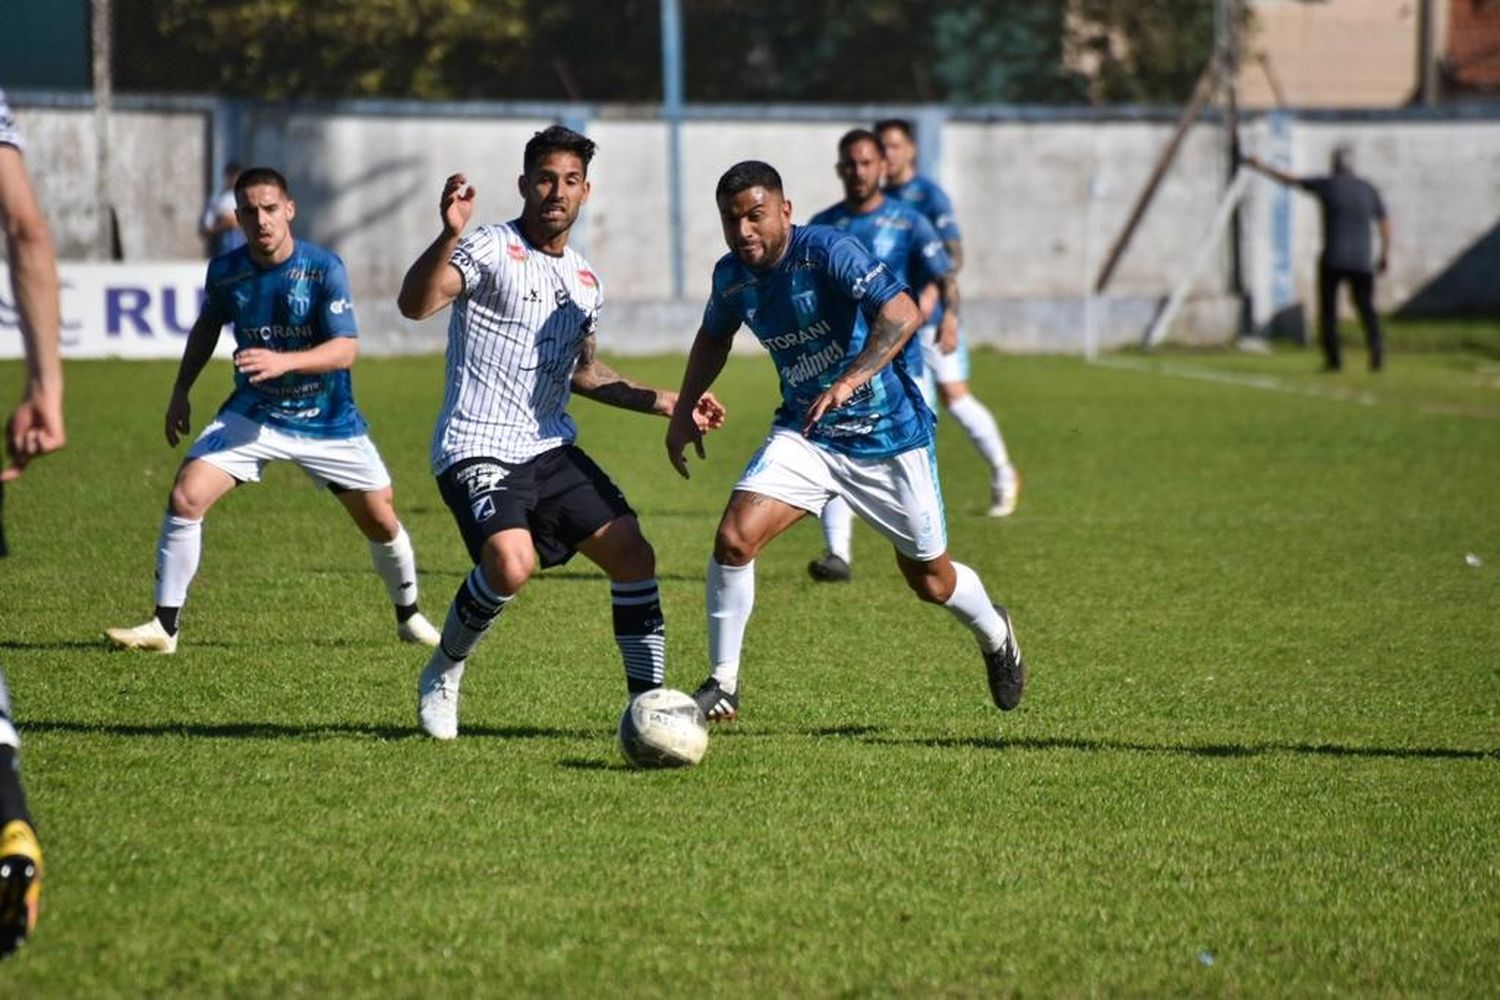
[{"xmin": 1, "ymin": 323, "xmax": 1496, "ymax": 996}]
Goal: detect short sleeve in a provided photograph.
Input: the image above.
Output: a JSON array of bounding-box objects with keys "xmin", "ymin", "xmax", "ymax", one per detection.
[
  {"xmin": 925, "ymin": 183, "xmax": 961, "ymax": 243},
  {"xmin": 701, "ymin": 262, "xmax": 742, "ymax": 339},
  {"xmin": 320, "ymin": 255, "xmax": 359, "ymax": 337},
  {"xmin": 450, "ymin": 227, "xmax": 499, "ymax": 295},
  {"xmin": 909, "ymin": 213, "xmax": 953, "ymax": 287},
  {"xmin": 824, "ymin": 233, "xmax": 906, "ymax": 318},
  {"xmin": 1298, "ymin": 177, "xmax": 1330, "ymax": 197},
  {"xmin": 1369, "ymin": 183, "xmax": 1387, "ymax": 221},
  {"xmin": 0, "ymin": 91, "xmax": 23, "ymax": 151}
]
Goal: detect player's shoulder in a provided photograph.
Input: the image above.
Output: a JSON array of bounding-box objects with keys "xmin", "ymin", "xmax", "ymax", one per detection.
[
  {"xmin": 797, "ymin": 222, "xmax": 871, "ymax": 265},
  {"xmin": 294, "ymin": 240, "xmax": 343, "ymax": 268},
  {"xmin": 807, "ymin": 203, "xmax": 844, "ymax": 228},
  {"xmin": 206, "ymin": 246, "xmax": 254, "ymax": 285}
]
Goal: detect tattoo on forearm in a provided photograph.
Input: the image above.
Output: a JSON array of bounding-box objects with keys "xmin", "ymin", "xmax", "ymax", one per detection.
[
  {"xmin": 571, "ymin": 336, "xmax": 660, "ymax": 413},
  {"xmin": 940, "ymin": 275, "xmax": 960, "ymax": 315},
  {"xmin": 838, "ymin": 312, "xmax": 910, "ymax": 386}
]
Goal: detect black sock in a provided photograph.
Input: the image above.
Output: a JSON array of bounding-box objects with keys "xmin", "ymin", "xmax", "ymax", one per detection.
[
  {"xmin": 155, "ymin": 606, "xmax": 181, "ymax": 636},
  {"xmin": 612, "ymin": 580, "xmax": 665, "ymax": 693},
  {"xmin": 394, "ymin": 603, "xmax": 419, "ymax": 624},
  {"xmin": 0, "ymin": 747, "xmax": 31, "ymax": 828}
]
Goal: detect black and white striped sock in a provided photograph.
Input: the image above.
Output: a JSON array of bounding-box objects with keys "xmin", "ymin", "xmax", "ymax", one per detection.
[
  {"xmin": 440, "ymin": 566, "xmax": 511, "ymax": 662},
  {"xmin": 611, "ymin": 579, "xmax": 665, "ymax": 693}
]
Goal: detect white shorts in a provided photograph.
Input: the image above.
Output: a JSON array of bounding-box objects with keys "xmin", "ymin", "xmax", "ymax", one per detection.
[
  {"xmin": 734, "ymin": 429, "xmax": 948, "ymax": 560},
  {"xmin": 187, "ymin": 411, "xmax": 392, "ymax": 492},
  {"xmin": 919, "ymin": 323, "xmax": 972, "ymax": 388}
]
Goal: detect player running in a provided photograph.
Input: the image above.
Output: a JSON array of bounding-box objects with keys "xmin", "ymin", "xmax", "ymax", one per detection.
[
  {"xmin": 876, "ymin": 118, "xmax": 1020, "ymax": 518},
  {"xmin": 805, "ymin": 128, "xmax": 958, "ymax": 583},
  {"xmin": 397, "ymin": 126, "xmax": 724, "ymax": 740},
  {"xmin": 666, "ymin": 160, "xmax": 1026, "ymax": 722},
  {"xmin": 106, "ymin": 167, "xmax": 442, "ymax": 654}
]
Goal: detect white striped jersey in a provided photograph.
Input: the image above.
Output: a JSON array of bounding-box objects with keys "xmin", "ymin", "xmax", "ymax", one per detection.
[{"xmin": 431, "ymin": 219, "xmax": 604, "ymax": 471}]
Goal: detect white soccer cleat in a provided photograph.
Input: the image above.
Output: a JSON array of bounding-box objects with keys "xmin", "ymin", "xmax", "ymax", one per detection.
[
  {"xmin": 417, "ymin": 653, "xmax": 463, "ymax": 740},
  {"xmin": 397, "ymin": 612, "xmax": 442, "ymax": 648},
  {"xmin": 987, "ymin": 465, "xmax": 1021, "ymax": 518},
  {"xmin": 104, "ymin": 618, "xmax": 178, "ymax": 654}
]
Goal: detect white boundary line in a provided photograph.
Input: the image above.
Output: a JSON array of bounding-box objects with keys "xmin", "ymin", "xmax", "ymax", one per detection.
[{"xmin": 1092, "ymin": 356, "xmax": 1500, "ymax": 421}]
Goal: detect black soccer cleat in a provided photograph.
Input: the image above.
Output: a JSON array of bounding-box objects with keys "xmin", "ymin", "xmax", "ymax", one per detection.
[
  {"xmin": 983, "ymin": 604, "xmax": 1026, "ymax": 711},
  {"xmin": 806, "ymin": 552, "xmax": 852, "ymax": 583},
  {"xmin": 691, "ymin": 677, "xmax": 740, "ymax": 722},
  {"xmin": 0, "ymin": 820, "xmax": 42, "ymax": 960}
]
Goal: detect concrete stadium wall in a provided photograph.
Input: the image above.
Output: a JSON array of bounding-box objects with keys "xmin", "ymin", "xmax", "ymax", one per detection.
[{"xmin": 5, "ymin": 96, "xmax": 1498, "ymax": 354}]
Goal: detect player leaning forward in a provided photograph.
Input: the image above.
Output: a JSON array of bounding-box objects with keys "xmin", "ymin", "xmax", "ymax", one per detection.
[
  {"xmin": 397, "ymin": 126, "xmax": 724, "ymax": 740},
  {"xmin": 106, "ymin": 167, "xmax": 442, "ymax": 654},
  {"xmin": 666, "ymin": 161, "xmax": 1026, "ymax": 721}
]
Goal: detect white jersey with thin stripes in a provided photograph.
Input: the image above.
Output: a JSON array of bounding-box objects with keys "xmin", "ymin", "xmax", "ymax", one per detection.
[
  {"xmin": 0, "ymin": 89, "xmax": 25, "ymax": 150},
  {"xmin": 431, "ymin": 220, "xmax": 604, "ymax": 472}
]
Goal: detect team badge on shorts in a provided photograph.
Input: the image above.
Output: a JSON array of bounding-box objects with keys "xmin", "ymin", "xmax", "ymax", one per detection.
[{"xmin": 470, "ymin": 496, "xmax": 496, "ymax": 523}]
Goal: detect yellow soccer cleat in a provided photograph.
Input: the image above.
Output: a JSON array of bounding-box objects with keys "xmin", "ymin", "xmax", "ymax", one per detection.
[{"xmin": 0, "ymin": 819, "xmax": 42, "ymax": 959}]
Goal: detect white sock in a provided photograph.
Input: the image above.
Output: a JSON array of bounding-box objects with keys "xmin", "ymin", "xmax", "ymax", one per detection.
[
  {"xmin": 706, "ymin": 558, "xmax": 755, "ymax": 694},
  {"xmin": 155, "ymin": 513, "xmax": 202, "ymax": 608},
  {"xmin": 943, "ymin": 562, "xmax": 1008, "ymax": 653},
  {"xmin": 947, "ymin": 394, "xmax": 1011, "ymax": 472},
  {"xmin": 0, "ymin": 670, "xmax": 16, "ymax": 749},
  {"xmin": 369, "ymin": 524, "xmax": 419, "ymax": 608},
  {"xmin": 820, "ymin": 497, "xmax": 854, "ymax": 563}
]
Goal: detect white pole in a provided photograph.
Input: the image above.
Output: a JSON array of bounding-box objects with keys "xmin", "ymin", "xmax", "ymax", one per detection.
[
  {"xmin": 91, "ymin": 0, "xmax": 113, "ymax": 259},
  {"xmin": 1082, "ymin": 169, "xmax": 1104, "ymax": 362},
  {"xmin": 1143, "ymin": 168, "xmax": 1250, "ymax": 349}
]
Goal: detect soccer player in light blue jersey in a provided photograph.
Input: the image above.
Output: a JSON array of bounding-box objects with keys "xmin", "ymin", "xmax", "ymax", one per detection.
[
  {"xmin": 106, "ymin": 167, "xmax": 441, "ymax": 654},
  {"xmin": 804, "ymin": 128, "xmax": 959, "ymax": 584},
  {"xmin": 877, "ymin": 118, "xmax": 1020, "ymax": 518},
  {"xmin": 666, "ymin": 160, "xmax": 1026, "ymax": 722}
]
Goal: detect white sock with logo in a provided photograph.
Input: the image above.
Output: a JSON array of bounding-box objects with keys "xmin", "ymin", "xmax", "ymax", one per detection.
[
  {"xmin": 706, "ymin": 558, "xmax": 755, "ymax": 694},
  {"xmin": 943, "ymin": 562, "xmax": 1008, "ymax": 653},
  {"xmin": 820, "ymin": 497, "xmax": 854, "ymax": 563},
  {"xmin": 369, "ymin": 524, "xmax": 419, "ymax": 608}
]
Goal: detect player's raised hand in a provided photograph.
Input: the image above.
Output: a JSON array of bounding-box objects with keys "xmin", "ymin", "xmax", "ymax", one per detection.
[
  {"xmin": 801, "ymin": 380, "xmax": 854, "ymax": 436},
  {"xmin": 164, "ymin": 387, "xmax": 192, "ymax": 447},
  {"xmin": 665, "ymin": 410, "xmax": 707, "ymax": 479},
  {"xmin": 441, "ymin": 173, "xmax": 476, "ymax": 237}
]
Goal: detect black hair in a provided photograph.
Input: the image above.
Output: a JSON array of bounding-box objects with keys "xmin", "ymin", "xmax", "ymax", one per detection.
[
  {"xmin": 224, "ymin": 160, "xmax": 243, "ymax": 176},
  {"xmin": 233, "ymin": 166, "xmax": 290, "ymax": 197},
  {"xmin": 523, "ymin": 125, "xmax": 597, "ymax": 175},
  {"xmin": 715, "ymin": 160, "xmax": 784, "ymax": 202},
  {"xmin": 873, "ymin": 118, "xmax": 915, "ymax": 141},
  {"xmin": 837, "ymin": 128, "xmax": 882, "ymax": 158}
]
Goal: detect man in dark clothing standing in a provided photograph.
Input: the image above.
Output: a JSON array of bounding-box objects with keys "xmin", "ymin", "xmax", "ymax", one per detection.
[{"xmin": 1245, "ymin": 147, "xmax": 1392, "ymax": 371}]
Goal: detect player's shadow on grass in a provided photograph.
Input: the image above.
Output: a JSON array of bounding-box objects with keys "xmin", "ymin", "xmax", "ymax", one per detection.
[
  {"xmin": 24, "ymin": 719, "xmax": 608, "ymax": 742},
  {"xmin": 877, "ymin": 734, "xmax": 1498, "ymax": 761}
]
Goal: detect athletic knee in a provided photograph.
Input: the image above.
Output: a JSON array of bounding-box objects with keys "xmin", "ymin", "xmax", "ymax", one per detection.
[
  {"xmin": 167, "ymin": 484, "xmax": 211, "ymax": 520},
  {"xmin": 480, "ymin": 540, "xmax": 533, "ymax": 594},
  {"xmin": 905, "ymin": 573, "xmax": 950, "ymax": 604},
  {"xmin": 714, "ymin": 524, "xmax": 760, "ymax": 566}
]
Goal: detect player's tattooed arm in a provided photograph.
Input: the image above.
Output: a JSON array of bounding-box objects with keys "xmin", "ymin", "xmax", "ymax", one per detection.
[
  {"xmin": 944, "ymin": 239, "xmax": 964, "ymax": 273},
  {"xmin": 666, "ymin": 328, "xmax": 734, "ymax": 479},
  {"xmin": 570, "ymin": 333, "xmax": 663, "ymax": 413},
  {"xmin": 801, "ymin": 293, "xmax": 920, "ymax": 434},
  {"xmin": 936, "ymin": 272, "xmax": 960, "ymax": 354}
]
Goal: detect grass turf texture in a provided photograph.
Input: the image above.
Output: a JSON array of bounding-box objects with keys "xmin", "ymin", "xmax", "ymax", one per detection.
[{"xmin": 1, "ymin": 320, "xmax": 1496, "ymax": 995}]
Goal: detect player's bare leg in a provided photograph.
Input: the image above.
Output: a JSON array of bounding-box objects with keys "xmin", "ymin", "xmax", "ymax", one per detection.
[
  {"xmin": 335, "ymin": 486, "xmax": 438, "ymax": 646},
  {"xmin": 105, "ymin": 459, "xmax": 237, "ymax": 653},
  {"xmin": 578, "ymin": 515, "xmax": 667, "ymax": 693},
  {"xmin": 895, "ymin": 548, "xmax": 1025, "ymax": 710},
  {"xmin": 695, "ymin": 491, "xmax": 807, "ymax": 720}
]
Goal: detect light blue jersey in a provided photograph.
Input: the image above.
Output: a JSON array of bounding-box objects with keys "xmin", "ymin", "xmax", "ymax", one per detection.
[
  {"xmin": 200, "ymin": 241, "xmax": 366, "ymax": 439},
  {"xmin": 702, "ymin": 224, "xmax": 932, "ymax": 459},
  {"xmin": 884, "ymin": 175, "xmax": 961, "ymax": 243},
  {"xmin": 807, "ymin": 197, "xmax": 952, "ymax": 386}
]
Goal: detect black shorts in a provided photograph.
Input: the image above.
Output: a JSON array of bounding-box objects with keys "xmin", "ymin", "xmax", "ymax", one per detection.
[{"xmin": 436, "ymin": 445, "xmax": 634, "ymax": 568}]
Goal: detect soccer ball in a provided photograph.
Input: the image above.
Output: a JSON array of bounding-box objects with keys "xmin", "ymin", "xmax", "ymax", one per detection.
[{"xmin": 618, "ymin": 688, "xmax": 709, "ymax": 768}]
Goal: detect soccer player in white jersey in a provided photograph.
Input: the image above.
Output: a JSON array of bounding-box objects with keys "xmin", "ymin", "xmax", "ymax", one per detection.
[
  {"xmin": 666, "ymin": 160, "xmax": 1025, "ymax": 723},
  {"xmin": 397, "ymin": 126, "xmax": 724, "ymax": 740},
  {"xmin": 877, "ymin": 118, "xmax": 1020, "ymax": 518},
  {"xmin": 106, "ymin": 167, "xmax": 442, "ymax": 655}
]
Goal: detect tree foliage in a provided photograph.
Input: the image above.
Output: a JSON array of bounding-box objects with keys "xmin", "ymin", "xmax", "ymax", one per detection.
[{"xmin": 115, "ymin": 0, "xmax": 1218, "ymax": 104}]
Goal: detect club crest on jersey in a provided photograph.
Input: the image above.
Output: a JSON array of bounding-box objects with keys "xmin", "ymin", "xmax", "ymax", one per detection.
[
  {"xmin": 578, "ymin": 269, "xmax": 597, "ymax": 287},
  {"xmin": 286, "ymin": 289, "xmax": 311, "ymax": 312},
  {"xmin": 507, "ymin": 243, "xmax": 527, "ymax": 261}
]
